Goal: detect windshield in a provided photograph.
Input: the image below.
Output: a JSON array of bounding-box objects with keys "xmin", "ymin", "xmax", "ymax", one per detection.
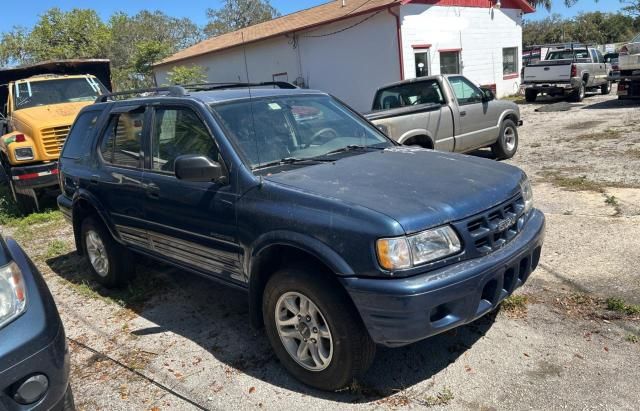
[
  {"xmin": 546, "ymin": 50, "xmax": 590, "ymax": 60},
  {"xmin": 13, "ymin": 77, "xmax": 106, "ymax": 110},
  {"xmin": 372, "ymin": 80, "xmax": 444, "ymax": 111},
  {"xmin": 211, "ymin": 95, "xmax": 392, "ymax": 170}
]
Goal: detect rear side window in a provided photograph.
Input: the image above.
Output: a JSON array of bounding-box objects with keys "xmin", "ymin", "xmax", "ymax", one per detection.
[
  {"xmin": 100, "ymin": 110, "xmax": 145, "ymax": 168},
  {"xmin": 151, "ymin": 108, "xmax": 218, "ymax": 173},
  {"xmin": 372, "ymin": 80, "xmax": 444, "ymax": 111},
  {"xmin": 61, "ymin": 111, "xmax": 100, "ymax": 159}
]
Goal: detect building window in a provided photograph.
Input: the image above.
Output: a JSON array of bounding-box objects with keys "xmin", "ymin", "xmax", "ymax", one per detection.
[
  {"xmin": 440, "ymin": 51, "xmax": 461, "ymax": 75},
  {"xmin": 414, "ymin": 52, "xmax": 430, "ymax": 78},
  {"xmin": 503, "ymin": 47, "xmax": 518, "ymax": 76}
]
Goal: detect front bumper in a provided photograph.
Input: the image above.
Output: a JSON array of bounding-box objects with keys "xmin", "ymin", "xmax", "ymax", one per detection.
[
  {"xmin": 341, "ymin": 209, "xmax": 545, "ymax": 347},
  {"xmin": 9, "ymin": 162, "xmax": 59, "ymax": 190},
  {"xmin": 0, "ymin": 239, "xmax": 70, "ymax": 411}
]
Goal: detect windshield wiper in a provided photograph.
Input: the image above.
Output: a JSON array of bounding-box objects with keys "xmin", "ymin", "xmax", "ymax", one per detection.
[
  {"xmin": 253, "ymin": 157, "xmax": 333, "ymax": 170},
  {"xmin": 323, "ymin": 144, "xmax": 387, "ymax": 156}
]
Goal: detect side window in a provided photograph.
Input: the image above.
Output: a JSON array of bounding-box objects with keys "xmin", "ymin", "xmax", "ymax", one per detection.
[
  {"xmin": 448, "ymin": 76, "xmax": 483, "ymax": 105},
  {"xmin": 596, "ymin": 50, "xmax": 604, "ymax": 64},
  {"xmin": 100, "ymin": 109, "xmax": 145, "ymax": 168},
  {"xmin": 590, "ymin": 49, "xmax": 598, "ymax": 63},
  {"xmin": 61, "ymin": 111, "xmax": 100, "ymax": 159},
  {"xmin": 151, "ymin": 108, "xmax": 218, "ymax": 173}
]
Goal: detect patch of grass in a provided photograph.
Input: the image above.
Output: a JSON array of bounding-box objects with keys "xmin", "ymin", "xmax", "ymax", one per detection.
[
  {"xmin": 45, "ymin": 239, "xmax": 68, "ymax": 259},
  {"xmin": 540, "ymin": 172, "xmax": 605, "ymax": 192},
  {"xmin": 502, "ymin": 294, "xmax": 529, "ymax": 311},
  {"xmin": 604, "ymin": 195, "xmax": 619, "ymax": 206},
  {"xmin": 576, "ymin": 128, "xmax": 622, "ymax": 141},
  {"xmin": 625, "ymin": 148, "xmax": 640, "ymax": 159},
  {"xmin": 421, "ymin": 387, "xmax": 455, "ymax": 407},
  {"xmin": 501, "ymin": 94, "xmax": 525, "ymax": 104},
  {"xmin": 606, "ymin": 297, "xmax": 640, "ymax": 316},
  {"xmin": 530, "ymin": 142, "xmax": 542, "ymax": 148},
  {"xmin": 626, "ymin": 334, "xmax": 639, "ymax": 344}
]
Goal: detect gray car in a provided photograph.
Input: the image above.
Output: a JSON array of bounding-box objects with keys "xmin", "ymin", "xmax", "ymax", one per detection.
[{"xmin": 365, "ymin": 75, "xmax": 522, "ymax": 160}]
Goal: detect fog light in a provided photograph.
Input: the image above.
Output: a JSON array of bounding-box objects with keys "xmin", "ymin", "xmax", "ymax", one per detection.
[{"xmin": 13, "ymin": 374, "xmax": 48, "ymax": 405}]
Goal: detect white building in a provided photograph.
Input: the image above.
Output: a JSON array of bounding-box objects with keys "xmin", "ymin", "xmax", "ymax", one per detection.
[{"xmin": 153, "ymin": 0, "xmax": 535, "ymax": 112}]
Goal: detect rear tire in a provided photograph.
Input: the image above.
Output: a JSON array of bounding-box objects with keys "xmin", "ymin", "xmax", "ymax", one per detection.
[
  {"xmin": 80, "ymin": 216, "xmax": 134, "ymax": 288},
  {"xmin": 568, "ymin": 82, "xmax": 585, "ymax": 102},
  {"xmin": 491, "ymin": 119, "xmax": 519, "ymax": 160},
  {"xmin": 601, "ymin": 81, "xmax": 611, "ymax": 95},
  {"xmin": 263, "ymin": 267, "xmax": 375, "ymax": 391},
  {"xmin": 524, "ymin": 89, "xmax": 537, "ymax": 103},
  {"xmin": 9, "ymin": 181, "xmax": 38, "ymax": 215}
]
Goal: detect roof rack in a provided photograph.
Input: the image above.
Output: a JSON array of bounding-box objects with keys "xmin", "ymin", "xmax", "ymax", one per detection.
[
  {"xmin": 182, "ymin": 81, "xmax": 298, "ymax": 92},
  {"xmin": 95, "ymin": 86, "xmax": 186, "ymax": 103},
  {"xmin": 524, "ymin": 42, "xmax": 593, "ymax": 49}
]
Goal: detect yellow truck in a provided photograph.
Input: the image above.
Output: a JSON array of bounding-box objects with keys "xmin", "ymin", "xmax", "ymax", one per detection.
[{"xmin": 0, "ymin": 60, "xmax": 111, "ymax": 212}]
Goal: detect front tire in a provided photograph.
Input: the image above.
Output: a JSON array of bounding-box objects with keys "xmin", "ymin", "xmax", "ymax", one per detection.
[
  {"xmin": 81, "ymin": 217, "xmax": 134, "ymax": 288},
  {"xmin": 525, "ymin": 89, "xmax": 537, "ymax": 103},
  {"xmin": 491, "ymin": 119, "xmax": 519, "ymax": 160},
  {"xmin": 263, "ymin": 267, "xmax": 375, "ymax": 391},
  {"xmin": 9, "ymin": 181, "xmax": 38, "ymax": 215},
  {"xmin": 62, "ymin": 385, "xmax": 75, "ymax": 411}
]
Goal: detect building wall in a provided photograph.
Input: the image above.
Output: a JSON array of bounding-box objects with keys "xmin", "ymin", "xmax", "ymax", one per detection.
[
  {"xmin": 400, "ymin": 4, "xmax": 523, "ymax": 97},
  {"xmin": 153, "ymin": 11, "xmax": 400, "ymax": 112}
]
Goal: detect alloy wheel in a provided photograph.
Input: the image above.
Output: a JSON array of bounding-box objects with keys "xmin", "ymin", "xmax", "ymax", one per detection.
[{"xmin": 85, "ymin": 230, "xmax": 109, "ymax": 277}]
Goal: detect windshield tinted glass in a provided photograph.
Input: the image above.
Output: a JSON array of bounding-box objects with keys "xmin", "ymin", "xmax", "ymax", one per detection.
[
  {"xmin": 372, "ymin": 80, "xmax": 444, "ymax": 111},
  {"xmin": 546, "ymin": 50, "xmax": 590, "ymax": 60},
  {"xmin": 14, "ymin": 77, "xmax": 106, "ymax": 110},
  {"xmin": 211, "ymin": 95, "xmax": 391, "ymax": 169}
]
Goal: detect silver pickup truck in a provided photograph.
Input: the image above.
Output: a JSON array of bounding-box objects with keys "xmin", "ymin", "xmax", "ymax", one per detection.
[
  {"xmin": 365, "ymin": 75, "xmax": 522, "ymax": 160},
  {"xmin": 522, "ymin": 45, "xmax": 611, "ymax": 102}
]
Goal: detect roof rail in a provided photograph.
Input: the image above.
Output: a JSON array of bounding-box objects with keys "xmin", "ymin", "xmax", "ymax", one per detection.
[
  {"xmin": 95, "ymin": 86, "xmax": 186, "ymax": 103},
  {"xmin": 182, "ymin": 81, "xmax": 298, "ymax": 92}
]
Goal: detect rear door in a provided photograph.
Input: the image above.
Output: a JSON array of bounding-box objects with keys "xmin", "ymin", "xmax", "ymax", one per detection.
[
  {"xmin": 140, "ymin": 103, "xmax": 243, "ymax": 284},
  {"xmin": 92, "ymin": 105, "xmax": 147, "ymax": 232},
  {"xmin": 447, "ymin": 76, "xmax": 500, "ymax": 153}
]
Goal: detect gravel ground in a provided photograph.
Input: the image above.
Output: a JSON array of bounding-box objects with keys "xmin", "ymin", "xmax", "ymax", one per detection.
[{"xmin": 3, "ymin": 88, "xmax": 639, "ymax": 410}]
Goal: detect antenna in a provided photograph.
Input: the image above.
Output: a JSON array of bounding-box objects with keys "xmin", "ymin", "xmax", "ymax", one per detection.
[{"xmin": 241, "ymin": 31, "xmax": 262, "ymax": 168}]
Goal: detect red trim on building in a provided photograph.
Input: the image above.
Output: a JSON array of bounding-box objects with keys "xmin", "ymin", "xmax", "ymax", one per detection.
[
  {"xmin": 404, "ymin": 0, "xmax": 535, "ymax": 13},
  {"xmin": 503, "ymin": 73, "xmax": 519, "ymax": 80},
  {"xmin": 388, "ymin": 7, "xmax": 405, "ymax": 80},
  {"xmin": 412, "ymin": 44, "xmax": 432, "ymax": 49},
  {"xmin": 438, "ymin": 48, "xmax": 462, "ymax": 52}
]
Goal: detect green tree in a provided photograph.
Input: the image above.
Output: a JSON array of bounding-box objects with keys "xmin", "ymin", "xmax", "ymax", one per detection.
[
  {"xmin": 165, "ymin": 65, "xmax": 207, "ymax": 85},
  {"xmin": 204, "ymin": 0, "xmax": 280, "ymax": 37}
]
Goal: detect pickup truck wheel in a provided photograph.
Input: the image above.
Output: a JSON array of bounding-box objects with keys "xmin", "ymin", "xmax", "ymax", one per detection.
[
  {"xmin": 524, "ymin": 89, "xmax": 537, "ymax": 103},
  {"xmin": 81, "ymin": 217, "xmax": 134, "ymax": 288},
  {"xmin": 491, "ymin": 119, "xmax": 519, "ymax": 160},
  {"xmin": 601, "ymin": 81, "xmax": 611, "ymax": 95},
  {"xmin": 263, "ymin": 268, "xmax": 375, "ymax": 390},
  {"xmin": 569, "ymin": 83, "xmax": 585, "ymax": 102}
]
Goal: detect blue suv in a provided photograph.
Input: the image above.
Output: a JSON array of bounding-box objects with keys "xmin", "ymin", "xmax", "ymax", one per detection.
[{"xmin": 57, "ymin": 83, "xmax": 545, "ymax": 390}]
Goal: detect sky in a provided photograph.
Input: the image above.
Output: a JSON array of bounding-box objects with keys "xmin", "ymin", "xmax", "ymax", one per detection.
[{"xmin": 0, "ymin": 0, "xmax": 628, "ymax": 31}]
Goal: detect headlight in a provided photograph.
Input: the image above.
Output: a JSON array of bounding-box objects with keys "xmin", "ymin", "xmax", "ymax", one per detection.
[
  {"xmin": 377, "ymin": 226, "xmax": 462, "ymax": 272},
  {"xmin": 520, "ymin": 175, "xmax": 533, "ymax": 214},
  {"xmin": 0, "ymin": 262, "xmax": 27, "ymax": 329},
  {"xmin": 14, "ymin": 147, "xmax": 34, "ymax": 161}
]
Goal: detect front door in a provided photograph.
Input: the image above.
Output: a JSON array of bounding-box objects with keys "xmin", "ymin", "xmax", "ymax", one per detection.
[
  {"xmin": 447, "ymin": 76, "xmax": 500, "ymax": 153},
  {"xmin": 140, "ymin": 104, "xmax": 243, "ymax": 284}
]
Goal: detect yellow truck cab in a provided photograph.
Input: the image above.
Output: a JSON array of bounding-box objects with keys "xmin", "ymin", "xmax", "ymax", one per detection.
[{"xmin": 0, "ymin": 60, "xmax": 111, "ymax": 212}]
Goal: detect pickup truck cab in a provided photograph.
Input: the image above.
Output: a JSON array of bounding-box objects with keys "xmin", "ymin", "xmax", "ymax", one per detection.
[
  {"xmin": 366, "ymin": 75, "xmax": 522, "ymax": 160},
  {"xmin": 58, "ymin": 83, "xmax": 545, "ymax": 391},
  {"xmin": 522, "ymin": 45, "xmax": 611, "ymax": 102},
  {"xmin": 616, "ymin": 34, "xmax": 640, "ymax": 100}
]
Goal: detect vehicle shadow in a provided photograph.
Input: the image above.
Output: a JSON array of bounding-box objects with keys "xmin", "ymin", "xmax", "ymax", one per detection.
[
  {"xmin": 582, "ymin": 98, "xmax": 640, "ymax": 110},
  {"xmin": 46, "ymin": 252, "xmax": 498, "ymax": 403}
]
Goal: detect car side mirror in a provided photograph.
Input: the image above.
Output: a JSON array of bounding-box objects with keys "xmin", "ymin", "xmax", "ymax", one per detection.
[
  {"xmin": 174, "ymin": 155, "xmax": 226, "ymax": 184},
  {"xmin": 481, "ymin": 88, "xmax": 495, "ymax": 102}
]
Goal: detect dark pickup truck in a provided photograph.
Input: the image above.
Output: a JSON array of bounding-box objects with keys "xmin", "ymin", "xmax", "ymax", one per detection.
[{"xmin": 57, "ymin": 83, "xmax": 545, "ymax": 391}]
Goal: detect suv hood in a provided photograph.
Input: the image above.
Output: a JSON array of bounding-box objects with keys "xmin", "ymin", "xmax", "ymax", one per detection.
[{"xmin": 265, "ymin": 147, "xmax": 523, "ymax": 234}]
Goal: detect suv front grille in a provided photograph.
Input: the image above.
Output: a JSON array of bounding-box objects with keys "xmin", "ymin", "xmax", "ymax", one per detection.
[
  {"xmin": 41, "ymin": 125, "xmax": 71, "ymax": 156},
  {"xmin": 455, "ymin": 194, "xmax": 526, "ymax": 256}
]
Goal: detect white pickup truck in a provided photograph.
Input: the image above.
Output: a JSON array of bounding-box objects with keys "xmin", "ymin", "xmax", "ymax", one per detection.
[
  {"xmin": 616, "ymin": 34, "xmax": 640, "ymax": 100},
  {"xmin": 522, "ymin": 46, "xmax": 611, "ymax": 102}
]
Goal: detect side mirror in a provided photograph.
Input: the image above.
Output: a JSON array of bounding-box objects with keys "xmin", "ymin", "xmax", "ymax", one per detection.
[
  {"xmin": 174, "ymin": 155, "xmax": 226, "ymax": 184},
  {"xmin": 481, "ymin": 88, "xmax": 495, "ymax": 102}
]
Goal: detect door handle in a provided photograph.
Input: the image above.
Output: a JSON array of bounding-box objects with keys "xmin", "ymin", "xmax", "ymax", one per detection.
[
  {"xmin": 460, "ymin": 111, "xmax": 467, "ymax": 116},
  {"xmin": 145, "ymin": 182, "xmax": 160, "ymax": 199},
  {"xmin": 89, "ymin": 175, "xmax": 100, "ymax": 185}
]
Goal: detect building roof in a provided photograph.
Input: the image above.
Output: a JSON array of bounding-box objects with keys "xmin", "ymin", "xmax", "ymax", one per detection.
[{"xmin": 155, "ymin": 0, "xmax": 535, "ymax": 67}]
